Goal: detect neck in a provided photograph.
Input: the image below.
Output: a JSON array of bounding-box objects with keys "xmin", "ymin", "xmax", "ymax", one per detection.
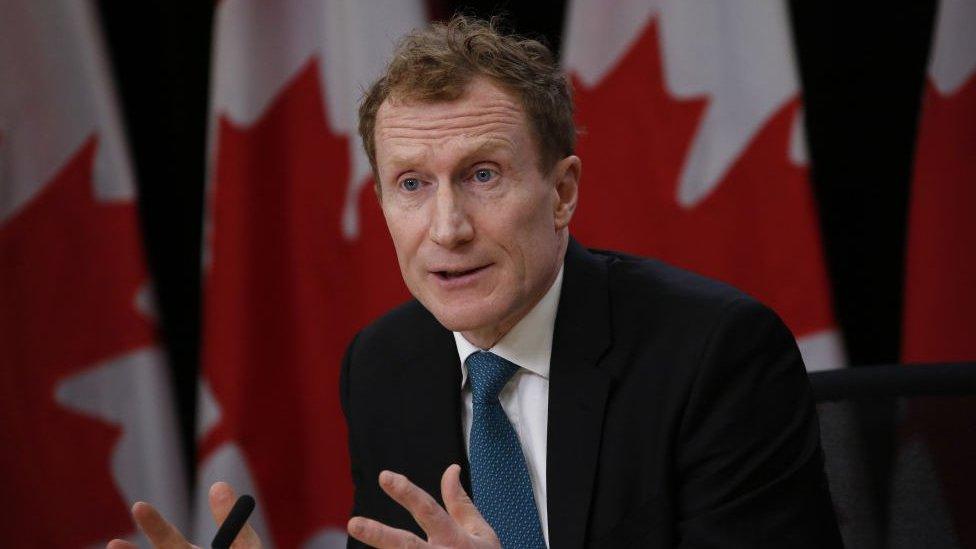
[{"xmin": 460, "ymin": 327, "xmax": 507, "ymax": 350}]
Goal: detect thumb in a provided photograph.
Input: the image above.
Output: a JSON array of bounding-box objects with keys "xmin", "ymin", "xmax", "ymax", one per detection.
[
  {"xmin": 441, "ymin": 465, "xmax": 497, "ymax": 541},
  {"xmin": 208, "ymin": 482, "xmax": 262, "ymax": 548}
]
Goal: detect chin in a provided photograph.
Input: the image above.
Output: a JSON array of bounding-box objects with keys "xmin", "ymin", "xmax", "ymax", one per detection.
[
  {"xmin": 429, "ymin": 307, "xmax": 492, "ymax": 333},
  {"xmin": 423, "ymin": 299, "xmax": 501, "ymax": 334}
]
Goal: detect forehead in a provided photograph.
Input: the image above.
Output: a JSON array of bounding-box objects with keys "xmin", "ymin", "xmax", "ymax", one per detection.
[{"xmin": 374, "ymin": 77, "xmax": 531, "ymax": 167}]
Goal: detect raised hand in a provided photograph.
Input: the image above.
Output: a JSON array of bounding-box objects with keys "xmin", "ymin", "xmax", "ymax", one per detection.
[
  {"xmin": 106, "ymin": 482, "xmax": 261, "ymax": 549},
  {"xmin": 348, "ymin": 464, "xmax": 501, "ymax": 549}
]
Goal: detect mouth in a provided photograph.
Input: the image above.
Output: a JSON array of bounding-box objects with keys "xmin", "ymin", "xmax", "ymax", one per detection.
[
  {"xmin": 429, "ymin": 264, "xmax": 492, "ymax": 287},
  {"xmin": 432, "ymin": 264, "xmax": 490, "ymax": 280}
]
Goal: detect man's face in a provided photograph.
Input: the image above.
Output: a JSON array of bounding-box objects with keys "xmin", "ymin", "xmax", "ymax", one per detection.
[{"xmin": 373, "ymin": 76, "xmax": 579, "ymax": 343}]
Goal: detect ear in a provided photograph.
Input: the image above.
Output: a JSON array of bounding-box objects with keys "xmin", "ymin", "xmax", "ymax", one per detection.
[{"xmin": 551, "ymin": 155, "xmax": 581, "ymax": 230}]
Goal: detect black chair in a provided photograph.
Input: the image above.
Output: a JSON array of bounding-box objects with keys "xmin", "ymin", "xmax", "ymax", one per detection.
[{"xmin": 810, "ymin": 362, "xmax": 976, "ymax": 549}]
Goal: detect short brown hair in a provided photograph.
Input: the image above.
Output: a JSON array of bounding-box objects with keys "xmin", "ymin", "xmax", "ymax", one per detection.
[{"xmin": 358, "ymin": 14, "xmax": 575, "ymax": 180}]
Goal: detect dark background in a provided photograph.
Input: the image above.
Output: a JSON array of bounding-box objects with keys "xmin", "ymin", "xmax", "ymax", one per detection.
[{"xmin": 96, "ymin": 0, "xmax": 938, "ymax": 526}]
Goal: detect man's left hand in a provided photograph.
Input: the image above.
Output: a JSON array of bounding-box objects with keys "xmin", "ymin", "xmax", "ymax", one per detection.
[{"xmin": 347, "ymin": 464, "xmax": 500, "ymax": 548}]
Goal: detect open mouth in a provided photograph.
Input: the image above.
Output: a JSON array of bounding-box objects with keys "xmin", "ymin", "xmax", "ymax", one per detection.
[{"xmin": 433, "ymin": 264, "xmax": 489, "ymax": 280}]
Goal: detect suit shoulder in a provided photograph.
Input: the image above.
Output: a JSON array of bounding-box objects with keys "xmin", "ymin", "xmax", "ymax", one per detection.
[
  {"xmin": 591, "ymin": 248, "xmax": 763, "ymax": 317},
  {"xmin": 586, "ymin": 248, "xmax": 792, "ymax": 362}
]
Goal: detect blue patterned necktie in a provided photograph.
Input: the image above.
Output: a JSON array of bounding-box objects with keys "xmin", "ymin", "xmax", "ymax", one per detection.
[{"xmin": 466, "ymin": 351, "xmax": 547, "ymax": 549}]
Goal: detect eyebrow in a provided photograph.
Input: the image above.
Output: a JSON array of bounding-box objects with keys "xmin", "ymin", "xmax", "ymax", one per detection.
[
  {"xmin": 385, "ymin": 137, "xmax": 517, "ymax": 177},
  {"xmin": 462, "ymin": 138, "xmax": 516, "ymax": 161},
  {"xmin": 446, "ymin": 140, "xmax": 514, "ymax": 176},
  {"xmin": 386, "ymin": 149, "xmax": 429, "ymax": 173}
]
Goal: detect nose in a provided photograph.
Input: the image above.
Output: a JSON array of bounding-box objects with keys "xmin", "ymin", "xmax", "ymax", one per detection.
[{"xmin": 428, "ymin": 182, "xmax": 474, "ymax": 248}]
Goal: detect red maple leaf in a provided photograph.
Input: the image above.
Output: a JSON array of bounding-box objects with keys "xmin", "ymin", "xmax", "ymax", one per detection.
[
  {"xmin": 901, "ymin": 73, "xmax": 976, "ymax": 548},
  {"xmin": 0, "ymin": 137, "xmax": 155, "ymax": 545},
  {"xmin": 570, "ymin": 20, "xmax": 835, "ymax": 339},
  {"xmin": 200, "ymin": 59, "xmax": 409, "ymax": 547},
  {"xmin": 902, "ymin": 75, "xmax": 976, "ymax": 363}
]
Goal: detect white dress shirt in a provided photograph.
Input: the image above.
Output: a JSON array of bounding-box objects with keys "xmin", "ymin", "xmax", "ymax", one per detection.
[{"xmin": 453, "ymin": 265, "xmax": 563, "ymax": 547}]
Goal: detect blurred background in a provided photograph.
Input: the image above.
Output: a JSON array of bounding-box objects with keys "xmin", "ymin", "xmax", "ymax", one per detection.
[{"xmin": 1, "ymin": 0, "xmax": 973, "ymax": 547}]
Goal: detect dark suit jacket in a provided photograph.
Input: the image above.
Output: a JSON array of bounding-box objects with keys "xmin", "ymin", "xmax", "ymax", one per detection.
[{"xmin": 340, "ymin": 239, "xmax": 842, "ymax": 548}]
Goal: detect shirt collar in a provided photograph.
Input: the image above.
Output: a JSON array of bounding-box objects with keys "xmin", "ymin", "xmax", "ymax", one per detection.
[{"xmin": 454, "ymin": 265, "xmax": 564, "ymax": 388}]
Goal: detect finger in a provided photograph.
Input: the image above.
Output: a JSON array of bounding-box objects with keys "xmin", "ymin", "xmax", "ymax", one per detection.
[
  {"xmin": 441, "ymin": 464, "xmax": 497, "ymax": 540},
  {"xmin": 348, "ymin": 516, "xmax": 430, "ymax": 549},
  {"xmin": 208, "ymin": 482, "xmax": 262, "ymax": 548},
  {"xmin": 378, "ymin": 470, "xmax": 458, "ymax": 540},
  {"xmin": 131, "ymin": 501, "xmax": 190, "ymax": 548},
  {"xmin": 106, "ymin": 539, "xmax": 138, "ymax": 549}
]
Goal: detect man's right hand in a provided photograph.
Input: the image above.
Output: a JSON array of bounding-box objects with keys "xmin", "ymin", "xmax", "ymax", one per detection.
[
  {"xmin": 347, "ymin": 465, "xmax": 501, "ymax": 549},
  {"xmin": 106, "ymin": 482, "xmax": 261, "ymax": 549}
]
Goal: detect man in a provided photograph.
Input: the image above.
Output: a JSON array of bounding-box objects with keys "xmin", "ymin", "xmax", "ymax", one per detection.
[{"xmin": 112, "ymin": 15, "xmax": 841, "ymax": 549}]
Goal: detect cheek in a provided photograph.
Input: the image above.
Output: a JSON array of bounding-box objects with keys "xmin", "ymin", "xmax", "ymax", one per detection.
[
  {"xmin": 488, "ymin": 196, "xmax": 553, "ymax": 275},
  {"xmin": 382, "ymin": 211, "xmax": 425, "ymax": 270},
  {"xmin": 512, "ymin": 193, "xmax": 561, "ymax": 278},
  {"xmin": 510, "ymin": 190, "xmax": 558, "ymax": 244},
  {"xmin": 385, "ymin": 227, "xmax": 426, "ymax": 298}
]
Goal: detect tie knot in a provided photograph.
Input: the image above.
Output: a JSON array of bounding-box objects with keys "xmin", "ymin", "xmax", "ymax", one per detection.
[{"xmin": 466, "ymin": 351, "xmax": 519, "ymax": 402}]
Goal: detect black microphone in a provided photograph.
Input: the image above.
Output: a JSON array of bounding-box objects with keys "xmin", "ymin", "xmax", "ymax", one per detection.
[{"xmin": 211, "ymin": 495, "xmax": 256, "ymax": 549}]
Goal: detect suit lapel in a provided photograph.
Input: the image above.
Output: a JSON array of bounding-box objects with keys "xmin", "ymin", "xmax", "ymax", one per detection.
[
  {"xmin": 547, "ymin": 238, "xmax": 613, "ymax": 549},
  {"xmin": 396, "ymin": 308, "xmax": 472, "ymax": 501}
]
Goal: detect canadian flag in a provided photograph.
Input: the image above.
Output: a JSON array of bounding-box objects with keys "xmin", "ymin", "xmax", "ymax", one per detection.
[
  {"xmin": 0, "ymin": 1, "xmax": 186, "ymax": 546},
  {"xmin": 895, "ymin": 2, "xmax": 976, "ymax": 546},
  {"xmin": 563, "ymin": 0, "xmax": 844, "ymax": 372},
  {"xmin": 196, "ymin": 1, "xmax": 424, "ymax": 546},
  {"xmin": 902, "ymin": 0, "xmax": 976, "ymax": 363}
]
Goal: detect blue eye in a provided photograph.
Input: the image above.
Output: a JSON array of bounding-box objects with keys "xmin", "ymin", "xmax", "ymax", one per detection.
[
  {"xmin": 474, "ymin": 168, "xmax": 495, "ymax": 183},
  {"xmin": 401, "ymin": 178, "xmax": 421, "ymax": 191}
]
